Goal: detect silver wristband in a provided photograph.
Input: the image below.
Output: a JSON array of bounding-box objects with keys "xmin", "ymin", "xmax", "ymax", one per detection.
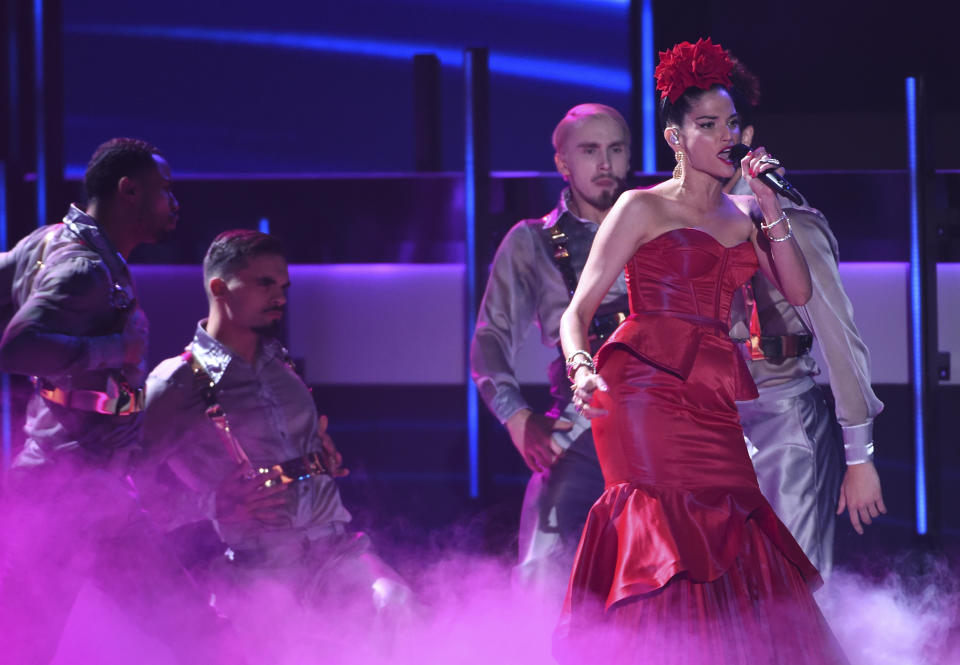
[
  {"xmin": 844, "ymin": 441, "xmax": 875, "ymax": 465},
  {"xmin": 842, "ymin": 421, "xmax": 875, "ymax": 465}
]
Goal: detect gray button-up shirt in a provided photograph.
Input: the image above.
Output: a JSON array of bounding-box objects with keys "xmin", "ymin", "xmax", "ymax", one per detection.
[
  {"xmin": 728, "ymin": 182, "xmax": 884, "ymax": 454},
  {"xmin": 0, "ymin": 205, "xmax": 145, "ymax": 467},
  {"xmin": 470, "ymin": 189, "xmax": 628, "ymax": 428},
  {"xmin": 138, "ymin": 322, "xmax": 351, "ymax": 550}
]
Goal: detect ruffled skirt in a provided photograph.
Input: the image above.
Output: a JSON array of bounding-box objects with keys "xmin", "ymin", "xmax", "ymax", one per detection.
[{"xmin": 555, "ymin": 511, "xmax": 846, "ymax": 665}]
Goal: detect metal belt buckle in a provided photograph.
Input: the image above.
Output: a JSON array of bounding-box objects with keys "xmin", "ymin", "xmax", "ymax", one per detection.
[
  {"xmin": 109, "ymin": 282, "xmax": 135, "ymax": 311},
  {"xmin": 258, "ymin": 452, "xmax": 328, "ymax": 487},
  {"xmin": 107, "ymin": 376, "xmax": 143, "ymax": 415},
  {"xmin": 747, "ymin": 334, "xmax": 766, "ymax": 360},
  {"xmin": 114, "ymin": 386, "xmax": 144, "ymax": 415},
  {"xmin": 114, "ymin": 386, "xmax": 134, "ymax": 415}
]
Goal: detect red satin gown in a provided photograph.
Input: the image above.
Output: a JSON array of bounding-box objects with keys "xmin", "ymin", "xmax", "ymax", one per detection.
[{"xmin": 555, "ymin": 228, "xmax": 847, "ymax": 665}]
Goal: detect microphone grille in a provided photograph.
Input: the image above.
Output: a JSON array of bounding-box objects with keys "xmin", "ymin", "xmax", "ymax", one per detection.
[{"xmin": 729, "ymin": 144, "xmax": 750, "ymax": 163}]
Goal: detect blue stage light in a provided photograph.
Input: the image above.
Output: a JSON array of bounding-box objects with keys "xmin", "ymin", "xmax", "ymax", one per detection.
[
  {"xmin": 34, "ymin": 0, "xmax": 46, "ymax": 228},
  {"xmin": 640, "ymin": 0, "xmax": 655, "ymax": 173},
  {"xmin": 506, "ymin": 0, "xmax": 628, "ymax": 6},
  {"xmin": 464, "ymin": 50, "xmax": 481, "ymax": 500},
  {"xmin": 65, "ymin": 24, "xmax": 630, "ymax": 92},
  {"xmin": 905, "ymin": 76, "xmax": 926, "ymax": 536}
]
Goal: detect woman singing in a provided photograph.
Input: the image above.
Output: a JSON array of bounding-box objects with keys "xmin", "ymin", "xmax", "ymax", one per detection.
[{"xmin": 554, "ymin": 39, "xmax": 847, "ymax": 664}]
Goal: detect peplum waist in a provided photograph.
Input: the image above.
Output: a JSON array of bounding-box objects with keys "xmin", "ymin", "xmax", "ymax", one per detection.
[{"xmin": 595, "ymin": 311, "xmax": 758, "ymax": 402}]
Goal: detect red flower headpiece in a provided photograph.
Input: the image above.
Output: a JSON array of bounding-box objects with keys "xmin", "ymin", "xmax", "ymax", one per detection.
[{"xmin": 655, "ymin": 38, "xmax": 733, "ymax": 104}]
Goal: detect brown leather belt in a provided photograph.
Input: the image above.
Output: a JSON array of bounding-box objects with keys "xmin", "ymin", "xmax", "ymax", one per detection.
[
  {"xmin": 182, "ymin": 350, "xmax": 332, "ymax": 484},
  {"xmin": 734, "ymin": 333, "xmax": 813, "ymax": 361},
  {"xmin": 33, "ymin": 377, "xmax": 145, "ymax": 416}
]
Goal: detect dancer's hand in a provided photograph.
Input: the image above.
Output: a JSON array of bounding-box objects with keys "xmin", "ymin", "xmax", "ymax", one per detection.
[
  {"xmin": 215, "ymin": 464, "xmax": 290, "ymax": 526},
  {"xmin": 572, "ymin": 368, "xmax": 609, "ymax": 420},
  {"xmin": 740, "ymin": 146, "xmax": 781, "ymax": 212},
  {"xmin": 316, "ymin": 414, "xmax": 349, "ymax": 478},
  {"xmin": 836, "ymin": 461, "xmax": 886, "ymax": 535},
  {"xmin": 505, "ymin": 409, "xmax": 568, "ymax": 473}
]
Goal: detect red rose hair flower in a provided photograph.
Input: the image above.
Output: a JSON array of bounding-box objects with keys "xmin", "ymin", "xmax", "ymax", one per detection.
[{"xmin": 655, "ymin": 38, "xmax": 734, "ymax": 104}]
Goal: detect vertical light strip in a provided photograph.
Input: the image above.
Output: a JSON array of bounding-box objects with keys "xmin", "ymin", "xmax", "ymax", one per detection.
[
  {"xmin": 905, "ymin": 76, "xmax": 926, "ymax": 535},
  {"xmin": 3, "ymin": 2, "xmax": 17, "ymax": 474},
  {"xmin": 258, "ymin": 217, "xmax": 270, "ymax": 234},
  {"xmin": 0, "ymin": 161, "xmax": 10, "ymax": 472},
  {"xmin": 640, "ymin": 0, "xmax": 656, "ymax": 172},
  {"xmin": 464, "ymin": 51, "xmax": 480, "ymax": 499},
  {"xmin": 34, "ymin": 0, "xmax": 46, "ymax": 228}
]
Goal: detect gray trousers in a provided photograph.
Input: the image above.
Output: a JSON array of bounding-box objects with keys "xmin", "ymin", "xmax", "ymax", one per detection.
[
  {"xmin": 738, "ymin": 377, "xmax": 845, "ymax": 575},
  {"xmin": 515, "ymin": 428, "xmax": 604, "ymax": 599}
]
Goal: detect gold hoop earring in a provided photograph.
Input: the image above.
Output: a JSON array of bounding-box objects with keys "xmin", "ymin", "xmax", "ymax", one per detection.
[{"xmin": 673, "ymin": 151, "xmax": 684, "ymax": 180}]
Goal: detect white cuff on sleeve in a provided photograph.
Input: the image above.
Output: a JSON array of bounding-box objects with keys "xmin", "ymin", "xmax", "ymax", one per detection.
[{"xmin": 842, "ymin": 421, "xmax": 875, "ymax": 465}]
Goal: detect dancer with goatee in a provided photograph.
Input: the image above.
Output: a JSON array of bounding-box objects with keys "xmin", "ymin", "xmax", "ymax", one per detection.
[
  {"xmin": 471, "ymin": 104, "xmax": 631, "ymax": 597},
  {"xmin": 137, "ymin": 230, "xmax": 411, "ymax": 656}
]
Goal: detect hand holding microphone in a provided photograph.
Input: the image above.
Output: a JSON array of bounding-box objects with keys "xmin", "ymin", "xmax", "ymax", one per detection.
[{"xmin": 730, "ymin": 143, "xmax": 804, "ymax": 206}]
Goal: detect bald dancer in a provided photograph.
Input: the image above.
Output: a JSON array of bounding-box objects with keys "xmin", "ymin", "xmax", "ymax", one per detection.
[{"xmin": 471, "ymin": 104, "xmax": 632, "ymax": 594}]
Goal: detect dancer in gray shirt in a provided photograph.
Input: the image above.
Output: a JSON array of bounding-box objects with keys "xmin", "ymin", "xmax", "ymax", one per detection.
[
  {"xmin": 471, "ymin": 104, "xmax": 631, "ymax": 594},
  {"xmin": 726, "ymin": 60, "xmax": 886, "ymax": 574},
  {"xmin": 138, "ymin": 230, "xmax": 410, "ymax": 653},
  {"xmin": 0, "ymin": 138, "xmax": 240, "ymax": 665}
]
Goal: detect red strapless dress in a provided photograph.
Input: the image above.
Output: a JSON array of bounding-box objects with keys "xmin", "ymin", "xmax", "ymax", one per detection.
[{"xmin": 555, "ymin": 229, "xmax": 846, "ymax": 664}]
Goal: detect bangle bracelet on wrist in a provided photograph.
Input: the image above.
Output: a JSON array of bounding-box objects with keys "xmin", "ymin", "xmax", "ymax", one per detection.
[
  {"xmin": 764, "ymin": 213, "xmax": 793, "ymax": 242},
  {"xmin": 566, "ymin": 350, "xmax": 596, "ymax": 383},
  {"xmin": 768, "ymin": 226, "xmax": 793, "ymax": 242},
  {"xmin": 760, "ymin": 210, "xmax": 788, "ymax": 231},
  {"xmin": 566, "ymin": 350, "xmax": 592, "ymax": 365}
]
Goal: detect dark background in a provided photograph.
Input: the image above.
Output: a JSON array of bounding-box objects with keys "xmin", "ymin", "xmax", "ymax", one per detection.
[{"xmin": 56, "ymin": 0, "xmax": 960, "ymax": 175}]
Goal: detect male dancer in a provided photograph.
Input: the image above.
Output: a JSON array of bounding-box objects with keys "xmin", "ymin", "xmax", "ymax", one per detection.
[
  {"xmin": 727, "ymin": 75, "xmax": 886, "ymax": 573},
  {"xmin": 138, "ymin": 230, "xmax": 410, "ymax": 652},
  {"xmin": 471, "ymin": 104, "xmax": 630, "ymax": 592},
  {"xmin": 0, "ymin": 138, "xmax": 239, "ymax": 664}
]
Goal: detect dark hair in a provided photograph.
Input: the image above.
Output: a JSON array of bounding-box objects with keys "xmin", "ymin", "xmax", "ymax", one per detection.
[
  {"xmin": 727, "ymin": 53, "xmax": 761, "ymax": 128},
  {"xmin": 659, "ymin": 85, "xmax": 725, "ymax": 130},
  {"xmin": 659, "ymin": 55, "xmax": 762, "ymax": 130},
  {"xmin": 203, "ymin": 230, "xmax": 286, "ymax": 285},
  {"xmin": 83, "ymin": 138, "xmax": 162, "ymax": 202}
]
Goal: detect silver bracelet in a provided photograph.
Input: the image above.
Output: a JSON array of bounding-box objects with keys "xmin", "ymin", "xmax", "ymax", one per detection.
[
  {"xmin": 760, "ymin": 210, "xmax": 788, "ymax": 231},
  {"xmin": 566, "ymin": 349, "xmax": 592, "ymax": 366},
  {"xmin": 765, "ymin": 215, "xmax": 793, "ymax": 242},
  {"xmin": 768, "ymin": 228, "xmax": 793, "ymax": 242},
  {"xmin": 566, "ymin": 350, "xmax": 595, "ymax": 383}
]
